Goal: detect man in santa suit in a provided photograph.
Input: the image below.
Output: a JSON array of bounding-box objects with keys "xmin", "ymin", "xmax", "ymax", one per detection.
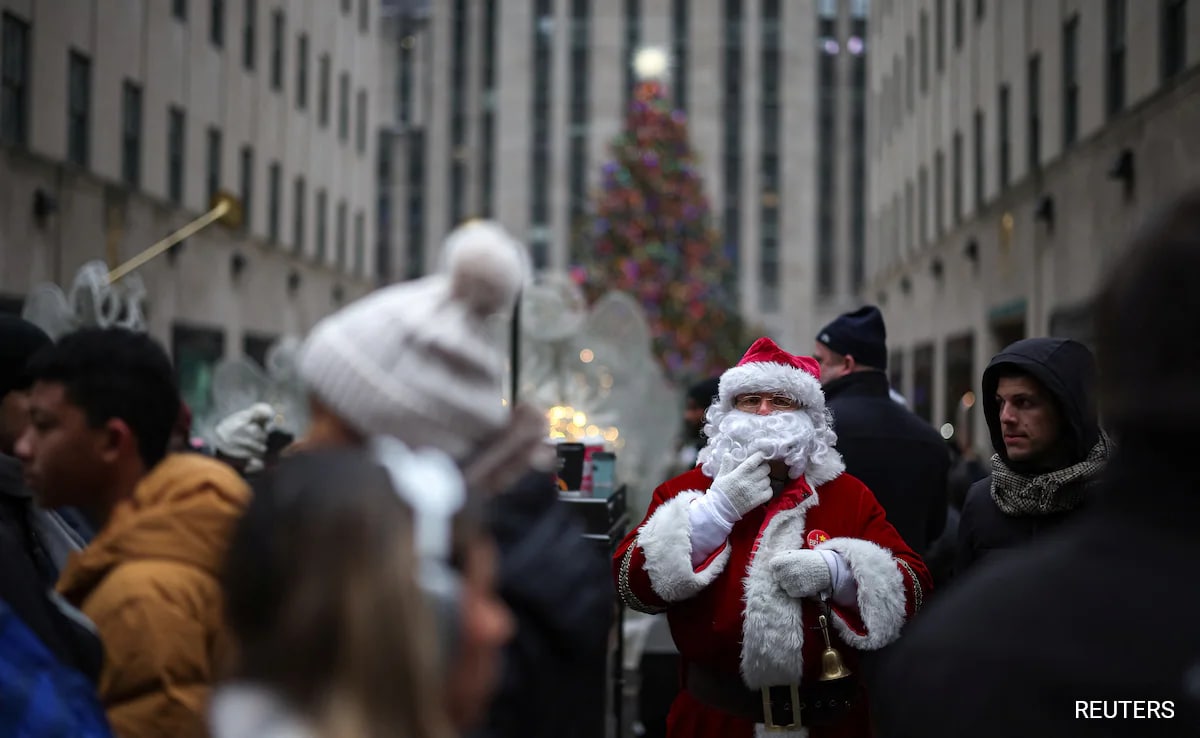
[{"xmin": 614, "ymin": 338, "xmax": 930, "ymax": 738}]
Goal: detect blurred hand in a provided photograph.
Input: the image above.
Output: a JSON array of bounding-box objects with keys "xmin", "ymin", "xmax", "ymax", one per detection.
[{"xmin": 213, "ymin": 402, "xmax": 274, "ymax": 473}]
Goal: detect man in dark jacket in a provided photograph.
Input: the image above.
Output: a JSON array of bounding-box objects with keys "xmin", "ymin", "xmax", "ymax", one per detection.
[
  {"xmin": 955, "ymin": 336, "xmax": 1108, "ymax": 574},
  {"xmin": 872, "ymin": 189, "xmax": 1200, "ymax": 737},
  {"xmin": 0, "ymin": 316, "xmax": 101, "ymax": 681},
  {"xmin": 814, "ymin": 305, "xmax": 950, "ymax": 555}
]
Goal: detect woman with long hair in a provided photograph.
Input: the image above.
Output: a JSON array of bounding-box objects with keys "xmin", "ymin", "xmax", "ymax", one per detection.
[{"xmin": 211, "ymin": 448, "xmax": 455, "ymax": 738}]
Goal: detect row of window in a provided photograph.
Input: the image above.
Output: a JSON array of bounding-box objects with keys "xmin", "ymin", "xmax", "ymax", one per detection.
[
  {"xmin": 878, "ymin": 0, "xmax": 1188, "ymax": 159},
  {"xmin": 172, "ymin": 0, "xmax": 371, "ymax": 56},
  {"xmin": 0, "ymin": 15, "xmax": 371, "ymax": 170}
]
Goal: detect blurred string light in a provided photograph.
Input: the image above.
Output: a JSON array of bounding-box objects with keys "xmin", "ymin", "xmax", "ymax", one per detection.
[
  {"xmin": 940, "ymin": 423, "xmax": 955, "ymax": 440},
  {"xmin": 547, "ymin": 405, "xmax": 621, "ymax": 445},
  {"xmin": 961, "ymin": 391, "xmax": 976, "ymax": 408}
]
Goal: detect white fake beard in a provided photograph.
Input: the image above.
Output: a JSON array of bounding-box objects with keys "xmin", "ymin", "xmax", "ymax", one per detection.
[{"xmin": 697, "ymin": 406, "xmax": 839, "ymax": 481}]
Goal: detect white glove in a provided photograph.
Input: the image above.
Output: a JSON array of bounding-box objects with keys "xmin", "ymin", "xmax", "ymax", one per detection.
[
  {"xmin": 770, "ymin": 549, "xmax": 858, "ymax": 605},
  {"xmin": 708, "ymin": 452, "xmax": 772, "ymax": 520},
  {"xmin": 213, "ymin": 403, "xmax": 274, "ymax": 472}
]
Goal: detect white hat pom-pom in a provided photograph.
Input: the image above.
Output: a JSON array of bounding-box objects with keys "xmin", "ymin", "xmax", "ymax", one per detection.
[{"xmin": 441, "ymin": 221, "xmax": 530, "ymax": 316}]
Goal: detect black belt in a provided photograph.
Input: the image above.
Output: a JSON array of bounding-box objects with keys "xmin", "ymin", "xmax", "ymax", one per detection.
[{"xmin": 685, "ymin": 663, "xmax": 857, "ymax": 730}]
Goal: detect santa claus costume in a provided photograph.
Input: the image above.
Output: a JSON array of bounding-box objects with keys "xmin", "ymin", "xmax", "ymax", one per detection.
[{"xmin": 614, "ymin": 338, "xmax": 930, "ymax": 738}]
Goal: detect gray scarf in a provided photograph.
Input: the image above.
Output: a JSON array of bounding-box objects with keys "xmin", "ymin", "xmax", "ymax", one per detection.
[{"xmin": 989, "ymin": 434, "xmax": 1111, "ymax": 516}]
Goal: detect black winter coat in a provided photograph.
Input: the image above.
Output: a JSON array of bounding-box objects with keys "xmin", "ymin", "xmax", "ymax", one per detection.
[
  {"xmin": 824, "ymin": 371, "xmax": 950, "ymax": 554},
  {"xmin": 475, "ymin": 470, "xmax": 615, "ymax": 738},
  {"xmin": 873, "ymin": 442, "xmax": 1200, "ymax": 736}
]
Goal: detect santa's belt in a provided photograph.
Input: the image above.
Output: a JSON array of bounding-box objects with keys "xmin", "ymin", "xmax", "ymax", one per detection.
[{"xmin": 685, "ymin": 664, "xmax": 856, "ymax": 730}]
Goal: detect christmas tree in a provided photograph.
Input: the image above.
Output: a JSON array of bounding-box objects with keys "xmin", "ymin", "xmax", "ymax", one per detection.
[{"xmin": 573, "ymin": 77, "xmax": 752, "ymax": 385}]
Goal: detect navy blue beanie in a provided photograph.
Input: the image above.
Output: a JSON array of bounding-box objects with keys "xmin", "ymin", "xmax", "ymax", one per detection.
[{"xmin": 816, "ymin": 306, "xmax": 888, "ymax": 370}]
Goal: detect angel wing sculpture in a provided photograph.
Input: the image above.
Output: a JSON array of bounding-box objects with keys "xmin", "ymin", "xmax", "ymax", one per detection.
[
  {"xmin": 21, "ymin": 260, "xmax": 149, "ymax": 340},
  {"xmin": 518, "ymin": 276, "xmax": 678, "ymax": 511},
  {"xmin": 195, "ymin": 335, "xmax": 311, "ymax": 446}
]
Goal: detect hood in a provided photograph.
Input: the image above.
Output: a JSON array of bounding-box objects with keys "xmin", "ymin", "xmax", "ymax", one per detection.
[
  {"xmin": 58, "ymin": 453, "xmax": 250, "ymax": 602},
  {"xmin": 981, "ymin": 337, "xmax": 1099, "ymax": 467}
]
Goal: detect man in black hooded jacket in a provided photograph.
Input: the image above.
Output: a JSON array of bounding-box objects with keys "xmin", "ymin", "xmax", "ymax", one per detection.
[{"xmin": 956, "ymin": 337, "xmax": 1108, "ymax": 573}]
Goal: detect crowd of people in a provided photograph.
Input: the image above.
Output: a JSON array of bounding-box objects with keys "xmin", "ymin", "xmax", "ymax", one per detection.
[{"xmin": 0, "ymin": 222, "xmax": 612, "ymax": 738}]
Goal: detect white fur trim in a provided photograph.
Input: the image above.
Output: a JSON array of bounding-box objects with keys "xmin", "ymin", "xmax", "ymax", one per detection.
[
  {"xmin": 754, "ymin": 726, "xmax": 808, "ymax": 738},
  {"xmin": 739, "ymin": 493, "xmax": 822, "ymax": 688},
  {"xmin": 635, "ymin": 492, "xmax": 731, "ymax": 602},
  {"xmin": 719, "ymin": 362, "xmax": 825, "ymax": 413},
  {"xmin": 814, "ymin": 537, "xmax": 907, "ymax": 650}
]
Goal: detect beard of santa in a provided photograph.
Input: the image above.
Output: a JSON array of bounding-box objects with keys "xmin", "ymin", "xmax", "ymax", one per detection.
[{"xmin": 697, "ymin": 404, "xmax": 840, "ymax": 482}]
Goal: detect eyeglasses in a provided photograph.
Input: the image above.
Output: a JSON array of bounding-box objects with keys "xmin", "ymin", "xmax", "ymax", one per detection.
[{"xmin": 734, "ymin": 394, "xmax": 801, "ymax": 412}]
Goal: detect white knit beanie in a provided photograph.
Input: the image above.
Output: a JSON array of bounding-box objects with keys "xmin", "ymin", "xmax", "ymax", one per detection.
[{"xmin": 298, "ymin": 221, "xmax": 530, "ymax": 461}]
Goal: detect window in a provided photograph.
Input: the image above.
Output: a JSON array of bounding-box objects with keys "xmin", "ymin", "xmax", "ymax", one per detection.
[
  {"xmin": 292, "ymin": 177, "xmax": 306, "ymax": 253},
  {"xmin": 270, "ymin": 10, "xmax": 284, "ymax": 91},
  {"xmin": 342, "ymin": 0, "xmax": 352, "ymax": 13},
  {"xmin": 918, "ymin": 166, "xmax": 929, "ymax": 245},
  {"xmin": 239, "ymin": 146, "xmax": 253, "ymax": 233},
  {"xmin": 449, "ymin": 0, "xmax": 468, "ymax": 227},
  {"xmin": 760, "ymin": 0, "xmax": 781, "ymax": 311},
  {"xmin": 954, "ymin": 0, "xmax": 964, "ymax": 50},
  {"xmin": 336, "ymin": 200, "xmax": 347, "ymax": 268},
  {"xmin": 210, "ymin": 0, "xmax": 224, "ymax": 47},
  {"xmin": 672, "ymin": 0, "xmax": 689, "ymax": 111},
  {"xmin": 168, "ymin": 107, "xmax": 186, "ymax": 204},
  {"xmin": 1027, "ymin": 54, "xmax": 1041, "ymax": 170},
  {"xmin": 1062, "ymin": 16, "xmax": 1079, "ymax": 148},
  {"xmin": 1, "ymin": 12, "xmax": 31, "ymax": 146},
  {"xmin": 206, "ymin": 127, "xmax": 221, "ymax": 204},
  {"xmin": 318, "ymin": 54, "xmax": 330, "ymax": 127},
  {"xmin": 530, "ymin": 0, "xmax": 554, "ymax": 264},
  {"xmin": 975, "ymin": 0, "xmax": 985, "ymax": 21},
  {"xmin": 723, "ymin": 0, "xmax": 743, "ymax": 288},
  {"xmin": 568, "ymin": 0, "xmax": 591, "ymax": 241},
  {"xmin": 296, "ymin": 34, "xmax": 308, "ymax": 109},
  {"xmin": 623, "ymin": 0, "xmax": 641, "ymax": 107},
  {"xmin": 973, "ymin": 109, "xmax": 984, "ymax": 209},
  {"xmin": 354, "ymin": 211, "xmax": 365, "ymax": 276},
  {"xmin": 242, "ymin": 0, "xmax": 255, "ymax": 70},
  {"xmin": 315, "ymin": 188, "xmax": 327, "ymax": 261},
  {"xmin": 406, "ymin": 130, "xmax": 425, "ymax": 278},
  {"xmin": 338, "ymin": 72, "xmax": 350, "ymax": 142},
  {"xmin": 267, "ymin": 161, "xmax": 281, "ymax": 242},
  {"xmin": 919, "ymin": 11, "xmax": 929, "ymax": 93},
  {"xmin": 935, "ymin": 0, "xmax": 946, "ymax": 72},
  {"xmin": 356, "ymin": 89, "xmax": 367, "ymax": 154},
  {"xmin": 173, "ymin": 324, "xmax": 224, "ymax": 424},
  {"xmin": 121, "ymin": 81, "xmax": 142, "ymax": 187},
  {"xmin": 243, "ymin": 333, "xmax": 276, "ymax": 368},
  {"xmin": 359, "ymin": 0, "xmax": 370, "ymax": 33},
  {"xmin": 952, "ymin": 130, "xmax": 963, "ymax": 223},
  {"xmin": 913, "ymin": 344, "xmax": 935, "ymax": 422},
  {"xmin": 934, "ymin": 149, "xmax": 945, "ymax": 234},
  {"xmin": 67, "ymin": 50, "xmax": 91, "ymax": 167},
  {"xmin": 1106, "ymin": 0, "xmax": 1126, "ymax": 117},
  {"xmin": 1162, "ymin": 0, "xmax": 1187, "ymax": 81},
  {"xmin": 998, "ymin": 85, "xmax": 1010, "ymax": 188},
  {"xmin": 905, "ymin": 180, "xmax": 915, "ymax": 252},
  {"xmin": 480, "ymin": 0, "xmax": 498, "ymax": 215},
  {"xmin": 173, "ymin": 0, "xmax": 187, "ymax": 21},
  {"xmin": 905, "ymin": 34, "xmax": 915, "ymax": 111}
]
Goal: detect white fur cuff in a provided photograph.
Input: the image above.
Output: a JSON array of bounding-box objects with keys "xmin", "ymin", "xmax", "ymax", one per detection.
[
  {"xmin": 815, "ymin": 537, "xmax": 907, "ymax": 650},
  {"xmin": 635, "ymin": 492, "xmax": 731, "ymax": 602}
]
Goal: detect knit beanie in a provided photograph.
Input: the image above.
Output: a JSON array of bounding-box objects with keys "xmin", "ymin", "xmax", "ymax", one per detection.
[
  {"xmin": 298, "ymin": 221, "xmax": 530, "ymax": 461},
  {"xmin": 816, "ymin": 305, "xmax": 888, "ymax": 370},
  {"xmin": 0, "ymin": 316, "xmax": 52, "ymax": 398}
]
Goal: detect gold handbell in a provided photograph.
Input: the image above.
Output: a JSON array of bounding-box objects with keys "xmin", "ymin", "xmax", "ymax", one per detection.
[{"xmin": 817, "ymin": 613, "xmax": 853, "ymax": 682}]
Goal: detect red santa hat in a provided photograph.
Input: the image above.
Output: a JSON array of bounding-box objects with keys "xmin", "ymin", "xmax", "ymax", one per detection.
[{"xmin": 716, "ymin": 337, "xmax": 826, "ymax": 413}]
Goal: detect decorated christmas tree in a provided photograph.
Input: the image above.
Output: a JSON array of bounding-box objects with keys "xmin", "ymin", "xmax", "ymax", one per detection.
[{"xmin": 572, "ymin": 69, "xmax": 752, "ymax": 385}]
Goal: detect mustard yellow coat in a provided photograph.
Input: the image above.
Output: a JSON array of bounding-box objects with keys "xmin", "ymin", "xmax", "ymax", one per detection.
[{"xmin": 57, "ymin": 453, "xmax": 250, "ymax": 738}]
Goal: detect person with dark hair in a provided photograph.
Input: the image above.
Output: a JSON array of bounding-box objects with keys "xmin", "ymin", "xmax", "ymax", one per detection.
[
  {"xmin": 0, "ymin": 316, "xmax": 102, "ymax": 684},
  {"xmin": 675, "ymin": 377, "xmax": 722, "ymax": 474},
  {"xmin": 16, "ymin": 327, "xmax": 251, "ymax": 738},
  {"xmin": 955, "ymin": 337, "xmax": 1108, "ymax": 574},
  {"xmin": 872, "ymin": 193, "xmax": 1200, "ymax": 737},
  {"xmin": 212, "ymin": 449, "xmax": 457, "ymax": 738},
  {"xmin": 814, "ymin": 306, "xmax": 951, "ymax": 556}
]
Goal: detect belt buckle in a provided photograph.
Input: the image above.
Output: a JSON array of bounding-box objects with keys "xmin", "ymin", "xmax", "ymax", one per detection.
[{"xmin": 760, "ymin": 684, "xmax": 803, "ymax": 731}]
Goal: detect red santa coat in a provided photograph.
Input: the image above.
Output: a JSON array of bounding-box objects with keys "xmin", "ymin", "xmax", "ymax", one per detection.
[{"xmin": 614, "ymin": 467, "xmax": 930, "ymax": 738}]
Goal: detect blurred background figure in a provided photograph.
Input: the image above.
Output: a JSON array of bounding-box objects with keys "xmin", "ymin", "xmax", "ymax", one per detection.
[
  {"xmin": 674, "ymin": 377, "xmax": 720, "ymax": 475},
  {"xmin": 212, "ymin": 448, "xmax": 459, "ymax": 738},
  {"xmin": 873, "ymin": 188, "xmax": 1200, "ymax": 737}
]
